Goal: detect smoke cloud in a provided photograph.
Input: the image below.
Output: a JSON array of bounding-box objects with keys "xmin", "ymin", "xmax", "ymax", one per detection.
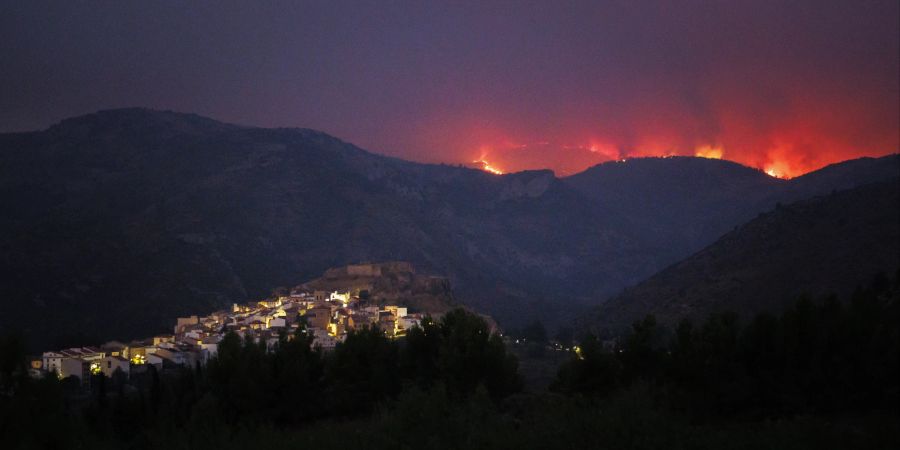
[{"xmin": 1, "ymin": 1, "xmax": 896, "ymax": 177}]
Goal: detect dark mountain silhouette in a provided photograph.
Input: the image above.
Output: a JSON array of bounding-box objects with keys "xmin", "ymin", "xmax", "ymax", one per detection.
[
  {"xmin": 564, "ymin": 155, "xmax": 899, "ymax": 263},
  {"xmin": 0, "ymin": 108, "xmax": 896, "ymax": 349},
  {"xmin": 565, "ymin": 157, "xmax": 783, "ymax": 262},
  {"xmin": 0, "ymin": 109, "xmax": 636, "ymax": 348},
  {"xmin": 586, "ymin": 180, "xmax": 900, "ymax": 334}
]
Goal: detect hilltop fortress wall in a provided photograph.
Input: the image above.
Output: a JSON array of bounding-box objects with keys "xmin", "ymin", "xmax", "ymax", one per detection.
[
  {"xmin": 303, "ymin": 262, "xmax": 455, "ymax": 314},
  {"xmin": 324, "ymin": 261, "xmax": 415, "ymax": 279}
]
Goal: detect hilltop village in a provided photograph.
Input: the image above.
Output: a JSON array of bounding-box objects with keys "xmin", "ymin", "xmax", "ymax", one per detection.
[{"xmin": 35, "ymin": 262, "xmax": 463, "ymax": 384}]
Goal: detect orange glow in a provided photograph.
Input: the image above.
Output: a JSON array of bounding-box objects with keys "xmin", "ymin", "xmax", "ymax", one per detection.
[
  {"xmin": 459, "ymin": 134, "xmax": 896, "ymax": 178},
  {"xmin": 694, "ymin": 145, "xmax": 723, "ymax": 159},
  {"xmin": 757, "ymin": 142, "xmax": 809, "ymax": 179},
  {"xmin": 430, "ymin": 84, "xmax": 898, "ymax": 178},
  {"xmin": 402, "ymin": 69, "xmax": 897, "ymax": 180},
  {"xmin": 473, "ymin": 159, "xmax": 504, "ymax": 175},
  {"xmin": 763, "ymin": 161, "xmax": 793, "ymax": 179}
]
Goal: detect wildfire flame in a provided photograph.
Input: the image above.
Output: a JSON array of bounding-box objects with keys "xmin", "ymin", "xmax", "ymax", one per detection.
[
  {"xmin": 694, "ymin": 145, "xmax": 723, "ymax": 159},
  {"xmin": 763, "ymin": 159, "xmax": 794, "ymax": 179},
  {"xmin": 473, "ymin": 159, "xmax": 504, "ymax": 175},
  {"xmin": 468, "ymin": 140, "xmax": 828, "ymax": 179},
  {"xmin": 765, "ymin": 166, "xmax": 789, "ymax": 178}
]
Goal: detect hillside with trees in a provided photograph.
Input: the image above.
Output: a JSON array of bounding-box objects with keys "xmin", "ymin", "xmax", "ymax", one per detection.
[
  {"xmin": 1, "ymin": 109, "xmax": 896, "ymax": 349},
  {"xmin": 2, "ymin": 280, "xmax": 898, "ymax": 449},
  {"xmin": 587, "ymin": 181, "xmax": 900, "ymax": 333}
]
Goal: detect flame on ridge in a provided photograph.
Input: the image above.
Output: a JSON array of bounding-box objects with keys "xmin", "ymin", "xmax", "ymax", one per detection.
[{"xmin": 473, "ymin": 159, "xmax": 504, "ymax": 175}]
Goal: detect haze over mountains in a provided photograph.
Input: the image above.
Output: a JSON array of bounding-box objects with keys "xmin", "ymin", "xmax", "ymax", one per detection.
[{"xmin": 1, "ymin": 109, "xmax": 897, "ymax": 349}]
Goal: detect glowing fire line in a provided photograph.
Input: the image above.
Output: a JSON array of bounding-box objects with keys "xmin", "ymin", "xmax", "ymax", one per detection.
[
  {"xmin": 473, "ymin": 159, "xmax": 504, "ymax": 175},
  {"xmin": 472, "ymin": 141, "xmax": 811, "ymax": 179}
]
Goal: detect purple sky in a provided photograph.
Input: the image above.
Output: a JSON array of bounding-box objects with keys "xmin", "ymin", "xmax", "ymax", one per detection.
[{"xmin": 1, "ymin": 0, "xmax": 897, "ymax": 176}]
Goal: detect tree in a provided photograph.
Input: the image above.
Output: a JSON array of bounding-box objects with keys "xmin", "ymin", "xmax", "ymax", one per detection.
[
  {"xmin": 271, "ymin": 325, "xmax": 324, "ymax": 424},
  {"xmin": 619, "ymin": 315, "xmax": 665, "ymax": 382},
  {"xmin": 401, "ymin": 316, "xmax": 441, "ymax": 388},
  {"xmin": 434, "ymin": 309, "xmax": 521, "ymax": 400},
  {"xmin": 552, "ymin": 334, "xmax": 622, "ymax": 396},
  {"xmin": 0, "ymin": 333, "xmax": 27, "ymax": 395},
  {"xmin": 324, "ymin": 325, "xmax": 400, "ymax": 416}
]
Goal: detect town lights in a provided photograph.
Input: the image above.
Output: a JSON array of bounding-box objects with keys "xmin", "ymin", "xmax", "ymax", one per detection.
[
  {"xmin": 130, "ymin": 354, "xmax": 146, "ymax": 365},
  {"xmin": 89, "ymin": 362, "xmax": 101, "ymax": 375}
]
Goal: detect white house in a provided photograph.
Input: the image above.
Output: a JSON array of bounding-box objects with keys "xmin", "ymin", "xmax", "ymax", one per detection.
[
  {"xmin": 59, "ymin": 358, "xmax": 88, "ymax": 382},
  {"xmin": 199, "ymin": 342, "xmax": 218, "ymax": 359},
  {"xmin": 99, "ymin": 356, "xmax": 130, "ymax": 378},
  {"xmin": 399, "ymin": 316, "xmax": 421, "ymax": 332},
  {"xmin": 146, "ymin": 353, "xmax": 164, "ymax": 370},
  {"xmin": 190, "ymin": 326, "xmax": 206, "ymax": 336},
  {"xmin": 330, "ymin": 291, "xmax": 351, "ymax": 305},
  {"xmin": 42, "ymin": 351, "xmax": 64, "ymax": 375},
  {"xmin": 155, "ymin": 348, "xmax": 188, "ymax": 366},
  {"xmin": 312, "ymin": 328, "xmax": 340, "ymax": 351}
]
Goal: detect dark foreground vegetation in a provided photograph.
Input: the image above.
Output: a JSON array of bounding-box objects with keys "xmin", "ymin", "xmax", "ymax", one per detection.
[{"xmin": 2, "ymin": 275, "xmax": 899, "ymax": 449}]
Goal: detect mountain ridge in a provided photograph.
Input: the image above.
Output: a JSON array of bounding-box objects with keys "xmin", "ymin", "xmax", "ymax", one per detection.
[
  {"xmin": 586, "ymin": 180, "xmax": 900, "ymax": 334},
  {"xmin": 1, "ymin": 108, "xmax": 896, "ymax": 349}
]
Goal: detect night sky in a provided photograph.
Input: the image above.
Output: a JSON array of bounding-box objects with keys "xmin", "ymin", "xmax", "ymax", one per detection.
[{"xmin": 2, "ymin": 0, "xmax": 897, "ymax": 177}]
